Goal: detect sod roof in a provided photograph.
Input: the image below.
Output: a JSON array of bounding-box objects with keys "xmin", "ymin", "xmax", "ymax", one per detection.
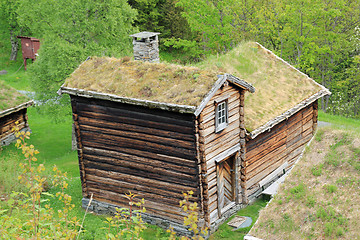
[
  {"xmin": 198, "ymin": 42, "xmax": 325, "ymax": 131},
  {"xmin": 63, "ymin": 57, "xmax": 223, "ymax": 107},
  {"xmin": 63, "ymin": 41, "xmax": 326, "ymax": 132},
  {"xmin": 0, "ymin": 81, "xmax": 30, "ymax": 113}
]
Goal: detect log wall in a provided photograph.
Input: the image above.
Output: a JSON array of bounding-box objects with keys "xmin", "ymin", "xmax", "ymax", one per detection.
[
  {"xmin": 71, "ymin": 96, "xmax": 200, "ymax": 223},
  {"xmin": 245, "ymin": 101, "xmax": 318, "ymax": 199},
  {"xmin": 0, "ymin": 109, "xmax": 29, "ymax": 146},
  {"xmin": 198, "ymin": 83, "xmax": 245, "ymax": 225}
]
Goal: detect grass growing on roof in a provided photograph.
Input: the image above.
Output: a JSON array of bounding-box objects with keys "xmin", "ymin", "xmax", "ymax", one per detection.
[
  {"xmin": 0, "ymin": 80, "xmax": 30, "ymax": 112},
  {"xmin": 198, "ymin": 41, "xmax": 323, "ymax": 131},
  {"xmin": 64, "ymin": 57, "xmax": 220, "ymax": 106}
]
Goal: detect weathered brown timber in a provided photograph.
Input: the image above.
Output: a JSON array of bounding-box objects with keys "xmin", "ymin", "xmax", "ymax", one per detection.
[
  {"xmin": 71, "ymin": 95, "xmax": 200, "ymax": 224},
  {"xmin": 0, "ymin": 108, "xmax": 30, "ymax": 146},
  {"xmin": 245, "ymin": 102, "xmax": 317, "ymax": 195},
  {"xmin": 198, "ymin": 83, "xmax": 242, "ymax": 225}
]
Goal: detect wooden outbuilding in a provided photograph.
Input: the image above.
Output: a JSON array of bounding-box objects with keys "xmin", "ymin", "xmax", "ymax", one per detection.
[
  {"xmin": 17, "ymin": 36, "xmax": 40, "ymax": 70},
  {"xmin": 58, "ymin": 42, "xmax": 330, "ymax": 233},
  {"xmin": 0, "ymin": 81, "xmax": 33, "ymax": 146}
]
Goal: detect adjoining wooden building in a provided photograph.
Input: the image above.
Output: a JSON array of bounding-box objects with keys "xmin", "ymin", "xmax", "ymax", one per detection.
[
  {"xmin": 58, "ymin": 41, "xmax": 330, "ymax": 233},
  {"xmin": 0, "ymin": 81, "xmax": 33, "ymax": 146}
]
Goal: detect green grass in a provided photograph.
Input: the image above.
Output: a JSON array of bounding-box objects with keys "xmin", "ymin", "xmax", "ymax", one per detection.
[
  {"xmin": 1, "ymin": 105, "xmax": 269, "ymax": 239},
  {"xmin": 319, "ymin": 110, "xmax": 360, "ymax": 134},
  {"xmin": 209, "ymin": 199, "xmax": 268, "ymax": 240}
]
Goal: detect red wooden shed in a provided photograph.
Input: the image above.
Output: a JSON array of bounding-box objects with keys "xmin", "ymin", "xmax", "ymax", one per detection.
[{"xmin": 17, "ymin": 36, "xmax": 40, "ymax": 70}]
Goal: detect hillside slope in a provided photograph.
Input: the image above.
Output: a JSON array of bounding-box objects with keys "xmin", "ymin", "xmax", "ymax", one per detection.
[{"xmin": 248, "ymin": 125, "xmax": 360, "ymax": 239}]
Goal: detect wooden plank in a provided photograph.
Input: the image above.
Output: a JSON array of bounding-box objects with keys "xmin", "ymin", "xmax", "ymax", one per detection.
[
  {"xmin": 217, "ymin": 163, "xmax": 223, "ymax": 217},
  {"xmin": 78, "ymin": 115, "xmax": 195, "ymax": 142},
  {"xmin": 86, "ymin": 168, "xmax": 197, "ymax": 194},
  {"xmin": 80, "ymin": 123, "xmax": 195, "ymax": 150},
  {"xmin": 203, "ymin": 121, "xmax": 240, "ymax": 145},
  {"xmin": 246, "ymin": 132, "xmax": 287, "ymax": 165},
  {"xmin": 88, "ymin": 188, "xmax": 185, "ymax": 222},
  {"xmin": 246, "ymin": 145, "xmax": 287, "ymax": 178},
  {"xmin": 83, "ymin": 147, "xmax": 197, "ymax": 175},
  {"xmin": 83, "ymin": 153, "xmax": 196, "ymax": 179},
  {"xmin": 86, "ymin": 174, "xmax": 197, "ymax": 202},
  {"xmin": 78, "ymin": 109, "xmax": 194, "ymax": 135},
  {"xmin": 84, "ymin": 160, "xmax": 198, "ymax": 188},
  {"xmin": 199, "ymin": 112, "xmax": 240, "ymax": 137},
  {"xmin": 87, "ymin": 179, "xmax": 192, "ymax": 206},
  {"xmin": 81, "ymin": 131, "xmax": 196, "ymax": 160},
  {"xmin": 76, "ymin": 99, "xmax": 194, "ymax": 126}
]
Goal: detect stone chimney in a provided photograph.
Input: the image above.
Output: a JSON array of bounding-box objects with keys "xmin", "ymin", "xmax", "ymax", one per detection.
[{"xmin": 130, "ymin": 31, "xmax": 160, "ymax": 63}]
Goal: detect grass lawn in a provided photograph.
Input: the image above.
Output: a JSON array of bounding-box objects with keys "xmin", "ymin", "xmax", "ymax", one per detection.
[{"xmin": 1, "ymin": 103, "xmax": 268, "ymax": 239}]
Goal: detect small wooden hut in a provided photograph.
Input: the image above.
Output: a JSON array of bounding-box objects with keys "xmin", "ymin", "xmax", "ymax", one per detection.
[
  {"xmin": 58, "ymin": 42, "xmax": 330, "ymax": 233},
  {"xmin": 0, "ymin": 81, "xmax": 33, "ymax": 146}
]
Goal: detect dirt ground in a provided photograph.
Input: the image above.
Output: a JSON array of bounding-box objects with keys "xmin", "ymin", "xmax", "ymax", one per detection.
[{"xmin": 248, "ymin": 127, "xmax": 360, "ymax": 240}]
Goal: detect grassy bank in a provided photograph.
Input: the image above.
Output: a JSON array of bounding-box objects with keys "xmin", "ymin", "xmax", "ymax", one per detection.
[{"xmin": 249, "ymin": 119, "xmax": 360, "ymax": 239}]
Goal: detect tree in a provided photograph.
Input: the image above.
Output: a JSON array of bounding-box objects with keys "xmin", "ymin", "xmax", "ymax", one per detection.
[
  {"xmin": 0, "ymin": 0, "xmax": 29, "ymax": 61},
  {"xmin": 16, "ymin": 0, "xmax": 137, "ymax": 98}
]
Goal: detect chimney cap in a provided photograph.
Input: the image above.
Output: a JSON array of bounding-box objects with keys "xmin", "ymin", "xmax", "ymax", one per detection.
[{"xmin": 130, "ymin": 31, "xmax": 160, "ymax": 39}]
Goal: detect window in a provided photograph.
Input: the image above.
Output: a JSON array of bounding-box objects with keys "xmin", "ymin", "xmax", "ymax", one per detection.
[{"xmin": 215, "ymin": 100, "xmax": 228, "ymax": 132}]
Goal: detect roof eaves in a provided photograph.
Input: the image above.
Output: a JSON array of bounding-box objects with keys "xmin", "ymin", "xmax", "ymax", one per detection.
[
  {"xmin": 226, "ymin": 74, "xmax": 256, "ymax": 93},
  {"xmin": 58, "ymin": 85, "xmax": 196, "ymax": 114},
  {"xmin": 0, "ymin": 100, "xmax": 34, "ymax": 118},
  {"xmin": 194, "ymin": 75, "xmax": 227, "ymax": 116},
  {"xmin": 248, "ymin": 87, "xmax": 331, "ymax": 139}
]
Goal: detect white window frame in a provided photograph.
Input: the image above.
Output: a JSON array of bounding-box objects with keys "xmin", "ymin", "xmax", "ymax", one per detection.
[{"xmin": 215, "ymin": 99, "xmax": 228, "ymax": 132}]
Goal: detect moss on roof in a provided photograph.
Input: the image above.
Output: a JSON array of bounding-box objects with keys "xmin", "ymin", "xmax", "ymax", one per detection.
[
  {"xmin": 198, "ymin": 42, "xmax": 323, "ymax": 131},
  {"xmin": 64, "ymin": 57, "xmax": 220, "ymax": 106},
  {"xmin": 0, "ymin": 81, "xmax": 30, "ymax": 112},
  {"xmin": 64, "ymin": 41, "xmax": 323, "ymax": 132}
]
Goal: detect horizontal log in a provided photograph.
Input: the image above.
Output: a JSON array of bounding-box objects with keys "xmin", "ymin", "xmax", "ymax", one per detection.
[
  {"xmin": 203, "ymin": 121, "xmax": 240, "ymax": 146},
  {"xmin": 78, "ymin": 109, "xmax": 194, "ymax": 135},
  {"xmin": 246, "ymin": 154, "xmax": 287, "ymax": 189},
  {"xmin": 80, "ymin": 123, "xmax": 195, "ymax": 150},
  {"xmin": 86, "ymin": 168, "xmax": 197, "ymax": 195},
  {"xmin": 88, "ymin": 187, "xmax": 185, "ymax": 222},
  {"xmin": 246, "ymin": 130, "xmax": 287, "ymax": 164},
  {"xmin": 83, "ymin": 152, "xmax": 197, "ymax": 180},
  {"xmin": 83, "ymin": 146, "xmax": 197, "ymax": 175},
  {"xmin": 200, "ymin": 88, "xmax": 240, "ymax": 118},
  {"xmin": 246, "ymin": 145, "xmax": 287, "ymax": 178},
  {"xmin": 205, "ymin": 131, "xmax": 240, "ymax": 157},
  {"xmin": 84, "ymin": 160, "xmax": 198, "ymax": 188},
  {"xmin": 78, "ymin": 115, "xmax": 195, "ymax": 142},
  {"xmin": 83, "ymin": 141, "xmax": 196, "ymax": 168},
  {"xmin": 81, "ymin": 130, "xmax": 196, "ymax": 160},
  {"xmin": 86, "ymin": 178, "xmax": 197, "ymax": 206},
  {"xmin": 76, "ymin": 98, "xmax": 194, "ymax": 125}
]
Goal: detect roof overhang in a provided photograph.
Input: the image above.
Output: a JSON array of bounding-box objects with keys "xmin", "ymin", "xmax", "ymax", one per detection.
[
  {"xmin": 247, "ymin": 87, "xmax": 331, "ymax": 139},
  {"xmin": 194, "ymin": 74, "xmax": 255, "ymax": 116},
  {"xmin": 0, "ymin": 100, "xmax": 34, "ymax": 118},
  {"xmin": 58, "ymin": 86, "xmax": 196, "ymax": 114}
]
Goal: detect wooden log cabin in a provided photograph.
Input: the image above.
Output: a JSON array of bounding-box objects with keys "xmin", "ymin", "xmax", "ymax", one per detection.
[
  {"xmin": 58, "ymin": 41, "xmax": 330, "ymax": 233},
  {"xmin": 0, "ymin": 81, "xmax": 33, "ymax": 146}
]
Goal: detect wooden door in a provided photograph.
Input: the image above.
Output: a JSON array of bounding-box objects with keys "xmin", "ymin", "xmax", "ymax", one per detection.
[{"xmin": 217, "ymin": 155, "xmax": 235, "ymax": 217}]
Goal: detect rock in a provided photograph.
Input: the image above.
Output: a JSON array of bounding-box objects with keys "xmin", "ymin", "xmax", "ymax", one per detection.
[{"xmin": 0, "ymin": 70, "xmax": 8, "ymax": 75}]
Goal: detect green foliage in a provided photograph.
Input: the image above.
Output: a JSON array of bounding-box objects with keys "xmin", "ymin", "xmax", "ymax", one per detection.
[
  {"xmin": 103, "ymin": 192, "xmax": 147, "ymax": 240},
  {"xmin": 16, "ymin": 0, "xmax": 137, "ymax": 100},
  {"xmin": 168, "ymin": 190, "xmax": 208, "ymax": 240},
  {"xmin": 0, "ymin": 123, "xmax": 80, "ymax": 239}
]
